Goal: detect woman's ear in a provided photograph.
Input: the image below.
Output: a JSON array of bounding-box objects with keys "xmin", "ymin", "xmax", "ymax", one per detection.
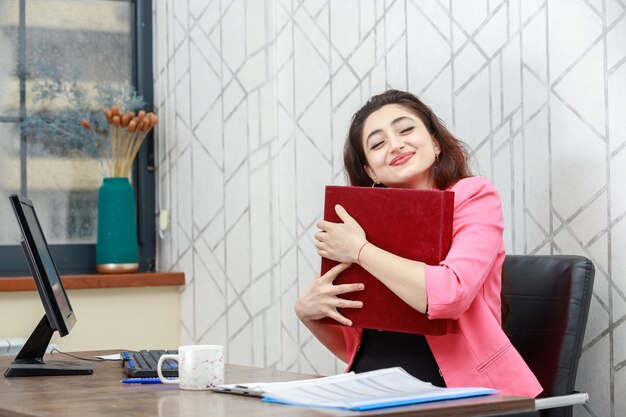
[
  {"xmin": 364, "ymin": 165, "xmax": 378, "ymax": 184},
  {"xmin": 432, "ymin": 137, "xmax": 441, "ymax": 155}
]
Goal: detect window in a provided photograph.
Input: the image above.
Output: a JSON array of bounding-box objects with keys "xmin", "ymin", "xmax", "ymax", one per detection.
[{"xmin": 0, "ymin": 0, "xmax": 154, "ymax": 276}]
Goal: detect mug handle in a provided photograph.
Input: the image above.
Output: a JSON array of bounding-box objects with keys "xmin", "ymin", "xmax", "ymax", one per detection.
[{"xmin": 157, "ymin": 354, "xmax": 179, "ymax": 384}]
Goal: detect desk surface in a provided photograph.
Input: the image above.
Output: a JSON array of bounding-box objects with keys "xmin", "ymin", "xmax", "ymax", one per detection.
[{"xmin": 0, "ymin": 350, "xmax": 534, "ymax": 417}]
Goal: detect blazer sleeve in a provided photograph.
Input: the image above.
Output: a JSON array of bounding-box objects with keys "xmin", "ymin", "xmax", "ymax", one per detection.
[{"xmin": 424, "ymin": 177, "xmax": 505, "ymax": 320}]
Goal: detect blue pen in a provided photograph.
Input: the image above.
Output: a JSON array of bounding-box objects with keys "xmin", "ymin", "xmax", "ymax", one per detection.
[{"xmin": 121, "ymin": 377, "xmax": 175, "ymax": 384}]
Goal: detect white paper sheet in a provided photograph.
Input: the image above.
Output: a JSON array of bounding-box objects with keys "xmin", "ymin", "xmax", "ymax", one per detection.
[{"xmin": 260, "ymin": 367, "xmax": 498, "ymax": 411}]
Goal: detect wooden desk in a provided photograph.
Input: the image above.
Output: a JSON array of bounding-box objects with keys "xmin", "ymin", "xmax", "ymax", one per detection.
[{"xmin": 0, "ymin": 350, "xmax": 534, "ymax": 417}]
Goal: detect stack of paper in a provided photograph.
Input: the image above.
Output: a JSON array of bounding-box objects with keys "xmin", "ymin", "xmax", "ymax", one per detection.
[
  {"xmin": 212, "ymin": 372, "xmax": 355, "ymax": 397},
  {"xmin": 219, "ymin": 367, "xmax": 498, "ymax": 411}
]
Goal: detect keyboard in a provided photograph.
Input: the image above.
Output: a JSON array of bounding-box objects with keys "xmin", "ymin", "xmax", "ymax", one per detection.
[{"xmin": 121, "ymin": 350, "xmax": 178, "ymax": 378}]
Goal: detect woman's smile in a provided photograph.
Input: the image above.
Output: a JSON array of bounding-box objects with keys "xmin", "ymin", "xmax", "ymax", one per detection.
[{"xmin": 390, "ymin": 151, "xmax": 415, "ymax": 166}]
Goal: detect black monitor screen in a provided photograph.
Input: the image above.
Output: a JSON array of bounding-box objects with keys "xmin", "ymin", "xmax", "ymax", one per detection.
[
  {"xmin": 10, "ymin": 195, "xmax": 75, "ymax": 336},
  {"xmin": 5, "ymin": 195, "xmax": 92, "ymax": 377}
]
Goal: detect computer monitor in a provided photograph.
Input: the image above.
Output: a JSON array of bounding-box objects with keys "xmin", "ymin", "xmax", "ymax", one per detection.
[{"xmin": 4, "ymin": 194, "xmax": 93, "ymax": 377}]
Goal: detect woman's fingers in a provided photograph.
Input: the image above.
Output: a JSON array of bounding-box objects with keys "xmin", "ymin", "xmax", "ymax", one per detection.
[
  {"xmin": 321, "ymin": 262, "xmax": 351, "ymax": 281},
  {"xmin": 325, "ymin": 309, "xmax": 353, "ymax": 327},
  {"xmin": 333, "ymin": 297, "xmax": 363, "ymax": 309},
  {"xmin": 334, "ymin": 204, "xmax": 353, "ymax": 223},
  {"xmin": 316, "ymin": 219, "xmax": 333, "ymax": 231},
  {"xmin": 296, "ymin": 263, "xmax": 364, "ymax": 324},
  {"xmin": 335, "ymin": 282, "xmax": 365, "ymax": 294},
  {"xmin": 322, "ymin": 264, "xmax": 365, "ymax": 296}
]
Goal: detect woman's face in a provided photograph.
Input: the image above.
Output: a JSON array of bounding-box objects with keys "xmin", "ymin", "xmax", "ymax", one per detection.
[{"xmin": 362, "ymin": 104, "xmax": 440, "ymax": 189}]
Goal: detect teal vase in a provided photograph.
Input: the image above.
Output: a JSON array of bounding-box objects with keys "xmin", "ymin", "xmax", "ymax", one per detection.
[{"xmin": 96, "ymin": 177, "xmax": 139, "ymax": 273}]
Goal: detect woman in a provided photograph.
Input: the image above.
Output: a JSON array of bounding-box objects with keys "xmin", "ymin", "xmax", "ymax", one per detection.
[{"xmin": 294, "ymin": 90, "xmax": 542, "ymax": 397}]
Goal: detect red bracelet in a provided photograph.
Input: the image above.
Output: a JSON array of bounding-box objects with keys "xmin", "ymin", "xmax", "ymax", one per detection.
[{"xmin": 357, "ymin": 242, "xmax": 370, "ymax": 265}]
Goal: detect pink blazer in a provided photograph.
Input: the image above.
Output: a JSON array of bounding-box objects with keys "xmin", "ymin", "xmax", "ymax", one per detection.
[{"xmin": 341, "ymin": 177, "xmax": 543, "ymax": 397}]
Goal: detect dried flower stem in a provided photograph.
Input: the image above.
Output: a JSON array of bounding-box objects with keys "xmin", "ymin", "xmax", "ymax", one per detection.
[
  {"xmin": 81, "ymin": 118, "xmax": 112, "ymax": 174},
  {"xmin": 95, "ymin": 140, "xmax": 113, "ymax": 175},
  {"xmin": 82, "ymin": 107, "xmax": 157, "ymax": 178},
  {"xmin": 122, "ymin": 130, "xmax": 150, "ymax": 177},
  {"xmin": 94, "ymin": 107, "xmax": 158, "ymax": 178}
]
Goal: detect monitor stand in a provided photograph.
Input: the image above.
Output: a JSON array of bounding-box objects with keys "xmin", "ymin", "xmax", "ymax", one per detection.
[{"xmin": 4, "ymin": 315, "xmax": 93, "ymax": 377}]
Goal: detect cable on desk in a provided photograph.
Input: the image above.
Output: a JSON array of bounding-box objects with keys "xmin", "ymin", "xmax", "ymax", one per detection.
[{"xmin": 50, "ymin": 348, "xmax": 120, "ymax": 362}]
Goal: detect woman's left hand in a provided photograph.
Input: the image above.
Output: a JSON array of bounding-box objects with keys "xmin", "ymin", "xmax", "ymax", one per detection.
[{"xmin": 315, "ymin": 205, "xmax": 367, "ymax": 263}]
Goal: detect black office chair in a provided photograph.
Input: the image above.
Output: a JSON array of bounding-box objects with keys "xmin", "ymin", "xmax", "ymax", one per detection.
[{"xmin": 502, "ymin": 255, "xmax": 595, "ymax": 417}]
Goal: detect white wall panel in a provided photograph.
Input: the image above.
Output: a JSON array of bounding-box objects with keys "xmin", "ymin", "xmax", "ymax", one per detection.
[{"xmin": 154, "ymin": 1, "xmax": 625, "ymax": 414}]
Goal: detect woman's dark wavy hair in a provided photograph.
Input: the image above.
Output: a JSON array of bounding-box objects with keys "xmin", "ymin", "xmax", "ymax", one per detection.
[{"xmin": 344, "ymin": 90, "xmax": 473, "ymax": 189}]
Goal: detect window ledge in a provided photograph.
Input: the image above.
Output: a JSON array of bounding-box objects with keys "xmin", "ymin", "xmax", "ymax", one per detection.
[{"xmin": 0, "ymin": 272, "xmax": 185, "ymax": 292}]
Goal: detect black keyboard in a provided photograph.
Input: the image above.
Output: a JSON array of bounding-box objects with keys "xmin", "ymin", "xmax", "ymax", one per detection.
[{"xmin": 121, "ymin": 350, "xmax": 178, "ymax": 378}]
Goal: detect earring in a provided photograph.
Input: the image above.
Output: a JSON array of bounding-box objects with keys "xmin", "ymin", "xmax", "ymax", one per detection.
[{"xmin": 371, "ymin": 179, "xmax": 380, "ymax": 188}]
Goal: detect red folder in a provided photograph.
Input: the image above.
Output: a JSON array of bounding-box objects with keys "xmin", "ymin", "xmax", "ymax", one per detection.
[{"xmin": 318, "ymin": 185, "xmax": 454, "ymax": 335}]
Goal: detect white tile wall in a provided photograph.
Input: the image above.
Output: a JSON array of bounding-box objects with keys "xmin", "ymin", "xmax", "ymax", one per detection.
[{"xmin": 153, "ymin": 1, "xmax": 626, "ymax": 415}]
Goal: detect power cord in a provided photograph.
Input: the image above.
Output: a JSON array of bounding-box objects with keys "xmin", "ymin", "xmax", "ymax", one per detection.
[{"xmin": 50, "ymin": 348, "xmax": 121, "ymax": 362}]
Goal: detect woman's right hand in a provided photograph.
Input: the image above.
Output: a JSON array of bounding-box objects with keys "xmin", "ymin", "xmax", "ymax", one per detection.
[{"xmin": 294, "ymin": 263, "xmax": 365, "ymax": 326}]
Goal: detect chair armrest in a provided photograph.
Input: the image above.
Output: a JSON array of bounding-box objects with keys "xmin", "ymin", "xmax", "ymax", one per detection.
[{"xmin": 535, "ymin": 392, "xmax": 588, "ymax": 410}]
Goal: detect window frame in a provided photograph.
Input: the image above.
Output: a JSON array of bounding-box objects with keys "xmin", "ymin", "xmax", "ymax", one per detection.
[{"xmin": 0, "ymin": 0, "xmax": 155, "ymax": 276}]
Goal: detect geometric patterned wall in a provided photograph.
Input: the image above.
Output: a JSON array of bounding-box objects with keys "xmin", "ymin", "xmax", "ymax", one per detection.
[{"xmin": 153, "ymin": 1, "xmax": 626, "ymax": 416}]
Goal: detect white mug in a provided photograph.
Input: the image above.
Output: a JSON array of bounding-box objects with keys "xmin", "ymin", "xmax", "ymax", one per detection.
[{"xmin": 157, "ymin": 345, "xmax": 224, "ymax": 390}]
